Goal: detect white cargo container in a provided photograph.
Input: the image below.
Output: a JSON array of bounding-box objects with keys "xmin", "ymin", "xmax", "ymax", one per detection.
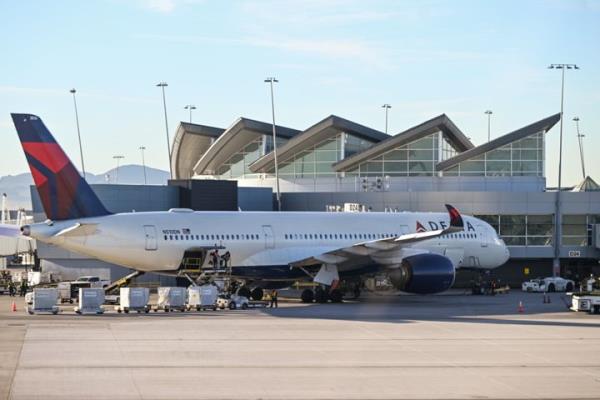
[
  {"xmin": 187, "ymin": 284, "xmax": 218, "ymax": 311},
  {"xmin": 57, "ymin": 282, "xmax": 72, "ymax": 304},
  {"xmin": 115, "ymin": 287, "xmax": 150, "ymax": 313},
  {"xmin": 156, "ymin": 287, "xmax": 186, "ymax": 312},
  {"xmin": 74, "ymin": 288, "xmax": 105, "ymax": 315},
  {"xmin": 27, "ymin": 288, "xmax": 59, "ymax": 315}
]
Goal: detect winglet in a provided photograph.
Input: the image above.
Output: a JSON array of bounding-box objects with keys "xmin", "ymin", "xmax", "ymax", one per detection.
[{"xmin": 445, "ymin": 204, "xmax": 464, "ymax": 230}]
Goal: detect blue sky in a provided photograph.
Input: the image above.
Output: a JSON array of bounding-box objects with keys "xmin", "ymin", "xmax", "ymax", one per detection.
[{"xmin": 1, "ymin": 0, "xmax": 598, "ymax": 186}]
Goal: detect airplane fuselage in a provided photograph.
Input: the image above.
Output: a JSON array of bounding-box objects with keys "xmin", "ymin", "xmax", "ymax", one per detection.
[{"xmin": 27, "ymin": 209, "xmax": 509, "ymax": 281}]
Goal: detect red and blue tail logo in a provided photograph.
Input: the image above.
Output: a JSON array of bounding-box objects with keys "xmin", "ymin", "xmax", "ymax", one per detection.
[{"xmin": 11, "ymin": 113, "xmax": 110, "ymax": 221}]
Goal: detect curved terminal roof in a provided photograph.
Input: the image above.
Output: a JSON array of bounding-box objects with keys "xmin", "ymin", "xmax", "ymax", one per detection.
[
  {"xmin": 193, "ymin": 117, "xmax": 300, "ymax": 175},
  {"xmin": 436, "ymin": 113, "xmax": 560, "ymax": 171},
  {"xmin": 249, "ymin": 115, "xmax": 389, "ymax": 173},
  {"xmin": 171, "ymin": 122, "xmax": 225, "ymax": 179},
  {"xmin": 332, "ymin": 114, "xmax": 473, "ymax": 172}
]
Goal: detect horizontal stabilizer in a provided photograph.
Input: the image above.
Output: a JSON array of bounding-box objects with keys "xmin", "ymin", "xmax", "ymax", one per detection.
[{"xmin": 53, "ymin": 223, "xmax": 98, "ymax": 237}]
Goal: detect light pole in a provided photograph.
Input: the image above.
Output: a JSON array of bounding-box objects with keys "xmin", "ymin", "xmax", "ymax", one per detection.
[
  {"xmin": 265, "ymin": 77, "xmax": 281, "ymax": 211},
  {"xmin": 184, "ymin": 105, "xmax": 196, "ymax": 123},
  {"xmin": 548, "ymin": 63, "xmax": 579, "ymax": 277},
  {"xmin": 573, "ymin": 117, "xmax": 586, "ymax": 179},
  {"xmin": 139, "ymin": 146, "xmax": 147, "ymax": 185},
  {"xmin": 156, "ymin": 82, "xmax": 173, "ymax": 179},
  {"xmin": 382, "ymin": 104, "xmax": 392, "ymax": 134},
  {"xmin": 113, "ymin": 155, "xmax": 124, "ymax": 184},
  {"xmin": 484, "ymin": 110, "xmax": 493, "ymax": 141},
  {"xmin": 70, "ymin": 88, "xmax": 86, "ymax": 178}
]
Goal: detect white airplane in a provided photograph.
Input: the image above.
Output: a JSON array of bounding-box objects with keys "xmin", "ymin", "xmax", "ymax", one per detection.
[{"xmin": 2, "ymin": 114, "xmax": 509, "ymax": 301}]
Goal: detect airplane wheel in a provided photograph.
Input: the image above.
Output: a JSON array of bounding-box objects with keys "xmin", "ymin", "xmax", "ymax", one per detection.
[
  {"xmin": 241, "ymin": 303, "xmax": 248, "ymax": 310},
  {"xmin": 229, "ymin": 302, "xmax": 236, "ymax": 310},
  {"xmin": 329, "ymin": 289, "xmax": 343, "ymax": 303},
  {"xmin": 251, "ymin": 288, "xmax": 264, "ymax": 301},
  {"xmin": 566, "ymin": 282, "xmax": 573, "ymax": 292},
  {"xmin": 300, "ymin": 289, "xmax": 314, "ymax": 303},
  {"xmin": 237, "ymin": 286, "xmax": 252, "ymax": 299},
  {"xmin": 315, "ymin": 287, "xmax": 327, "ymax": 303}
]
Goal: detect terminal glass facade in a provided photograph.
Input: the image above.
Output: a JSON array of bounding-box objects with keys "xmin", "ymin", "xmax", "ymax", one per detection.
[
  {"xmin": 217, "ymin": 136, "xmax": 286, "ymax": 179},
  {"xmin": 346, "ymin": 131, "xmax": 461, "ymax": 177},
  {"xmin": 277, "ymin": 133, "xmax": 374, "ymax": 179},
  {"xmin": 442, "ymin": 131, "xmax": 545, "ymax": 177},
  {"xmin": 562, "ymin": 215, "xmax": 599, "ymax": 246},
  {"xmin": 476, "ymin": 214, "xmax": 554, "ymax": 246}
]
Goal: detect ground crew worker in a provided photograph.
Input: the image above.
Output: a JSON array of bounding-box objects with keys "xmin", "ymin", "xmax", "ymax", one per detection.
[
  {"xmin": 270, "ymin": 289, "xmax": 278, "ymax": 308},
  {"xmin": 223, "ymin": 251, "xmax": 231, "ymax": 268},
  {"xmin": 211, "ymin": 249, "xmax": 219, "ymax": 268},
  {"xmin": 8, "ymin": 281, "xmax": 16, "ymax": 297},
  {"xmin": 19, "ymin": 280, "xmax": 28, "ymax": 297}
]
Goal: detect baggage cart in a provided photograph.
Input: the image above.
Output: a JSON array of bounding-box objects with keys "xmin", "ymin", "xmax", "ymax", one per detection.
[
  {"xmin": 114, "ymin": 287, "xmax": 150, "ymax": 313},
  {"xmin": 26, "ymin": 288, "xmax": 60, "ymax": 315},
  {"xmin": 155, "ymin": 287, "xmax": 186, "ymax": 312},
  {"xmin": 74, "ymin": 288, "xmax": 105, "ymax": 315},
  {"xmin": 570, "ymin": 293, "xmax": 600, "ymax": 314},
  {"xmin": 57, "ymin": 282, "xmax": 72, "ymax": 304},
  {"xmin": 187, "ymin": 284, "xmax": 218, "ymax": 311}
]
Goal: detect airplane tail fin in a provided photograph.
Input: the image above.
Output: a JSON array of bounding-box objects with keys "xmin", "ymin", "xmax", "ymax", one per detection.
[{"xmin": 11, "ymin": 113, "xmax": 110, "ymax": 221}]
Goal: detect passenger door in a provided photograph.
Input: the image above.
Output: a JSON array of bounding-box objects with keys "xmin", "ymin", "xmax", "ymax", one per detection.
[
  {"xmin": 143, "ymin": 225, "xmax": 158, "ymax": 251},
  {"xmin": 262, "ymin": 225, "xmax": 275, "ymax": 249},
  {"xmin": 477, "ymin": 224, "xmax": 488, "ymax": 247}
]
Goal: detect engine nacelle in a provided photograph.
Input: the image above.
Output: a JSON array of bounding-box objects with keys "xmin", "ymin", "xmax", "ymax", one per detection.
[{"xmin": 388, "ymin": 253, "xmax": 455, "ymax": 294}]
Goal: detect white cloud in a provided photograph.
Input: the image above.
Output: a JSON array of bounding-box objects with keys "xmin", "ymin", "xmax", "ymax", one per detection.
[
  {"xmin": 133, "ymin": 33, "xmax": 390, "ymax": 68},
  {"xmin": 0, "ymin": 86, "xmax": 156, "ymax": 105},
  {"xmin": 141, "ymin": 0, "xmax": 175, "ymax": 13},
  {"xmin": 136, "ymin": 0, "xmax": 205, "ymax": 13},
  {"xmin": 0, "ymin": 86, "xmax": 64, "ymax": 96}
]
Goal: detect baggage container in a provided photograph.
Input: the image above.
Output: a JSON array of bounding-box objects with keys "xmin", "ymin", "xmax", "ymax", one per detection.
[
  {"xmin": 74, "ymin": 288, "xmax": 105, "ymax": 315},
  {"xmin": 155, "ymin": 287, "xmax": 186, "ymax": 312},
  {"xmin": 27, "ymin": 288, "xmax": 59, "ymax": 315},
  {"xmin": 57, "ymin": 282, "xmax": 72, "ymax": 304},
  {"xmin": 115, "ymin": 287, "xmax": 150, "ymax": 313},
  {"xmin": 187, "ymin": 285, "xmax": 218, "ymax": 311}
]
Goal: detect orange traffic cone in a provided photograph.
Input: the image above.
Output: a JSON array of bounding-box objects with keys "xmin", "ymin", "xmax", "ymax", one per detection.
[
  {"xmin": 518, "ymin": 301, "xmax": 524, "ymax": 313},
  {"xmin": 11, "ymin": 301, "xmax": 17, "ymax": 312}
]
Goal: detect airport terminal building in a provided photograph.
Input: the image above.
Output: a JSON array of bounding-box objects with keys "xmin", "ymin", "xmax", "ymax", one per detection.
[{"xmin": 33, "ymin": 112, "xmax": 600, "ymax": 285}]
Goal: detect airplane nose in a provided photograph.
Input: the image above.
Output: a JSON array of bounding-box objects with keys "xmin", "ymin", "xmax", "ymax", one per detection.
[{"xmin": 501, "ymin": 246, "xmax": 510, "ymax": 264}]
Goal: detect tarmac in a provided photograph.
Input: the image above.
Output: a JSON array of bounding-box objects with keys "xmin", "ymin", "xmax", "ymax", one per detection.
[{"xmin": 1, "ymin": 290, "xmax": 599, "ymax": 400}]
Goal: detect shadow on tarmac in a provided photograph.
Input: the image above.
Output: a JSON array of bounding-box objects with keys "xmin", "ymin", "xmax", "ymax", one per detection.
[{"xmin": 257, "ymin": 291, "xmax": 600, "ymax": 328}]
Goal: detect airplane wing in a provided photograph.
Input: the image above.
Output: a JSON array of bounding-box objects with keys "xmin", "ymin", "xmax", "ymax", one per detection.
[{"xmin": 289, "ymin": 204, "xmax": 464, "ymax": 269}]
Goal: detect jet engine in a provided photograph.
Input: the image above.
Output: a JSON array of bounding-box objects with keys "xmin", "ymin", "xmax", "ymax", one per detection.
[{"xmin": 388, "ymin": 253, "xmax": 455, "ymax": 294}]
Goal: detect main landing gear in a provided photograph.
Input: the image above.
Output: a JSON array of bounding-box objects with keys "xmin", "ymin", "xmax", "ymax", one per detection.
[{"xmin": 300, "ymin": 286, "xmax": 344, "ymax": 303}]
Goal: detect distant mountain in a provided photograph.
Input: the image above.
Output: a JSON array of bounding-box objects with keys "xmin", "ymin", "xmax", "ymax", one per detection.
[{"xmin": 0, "ymin": 164, "xmax": 170, "ymax": 209}]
